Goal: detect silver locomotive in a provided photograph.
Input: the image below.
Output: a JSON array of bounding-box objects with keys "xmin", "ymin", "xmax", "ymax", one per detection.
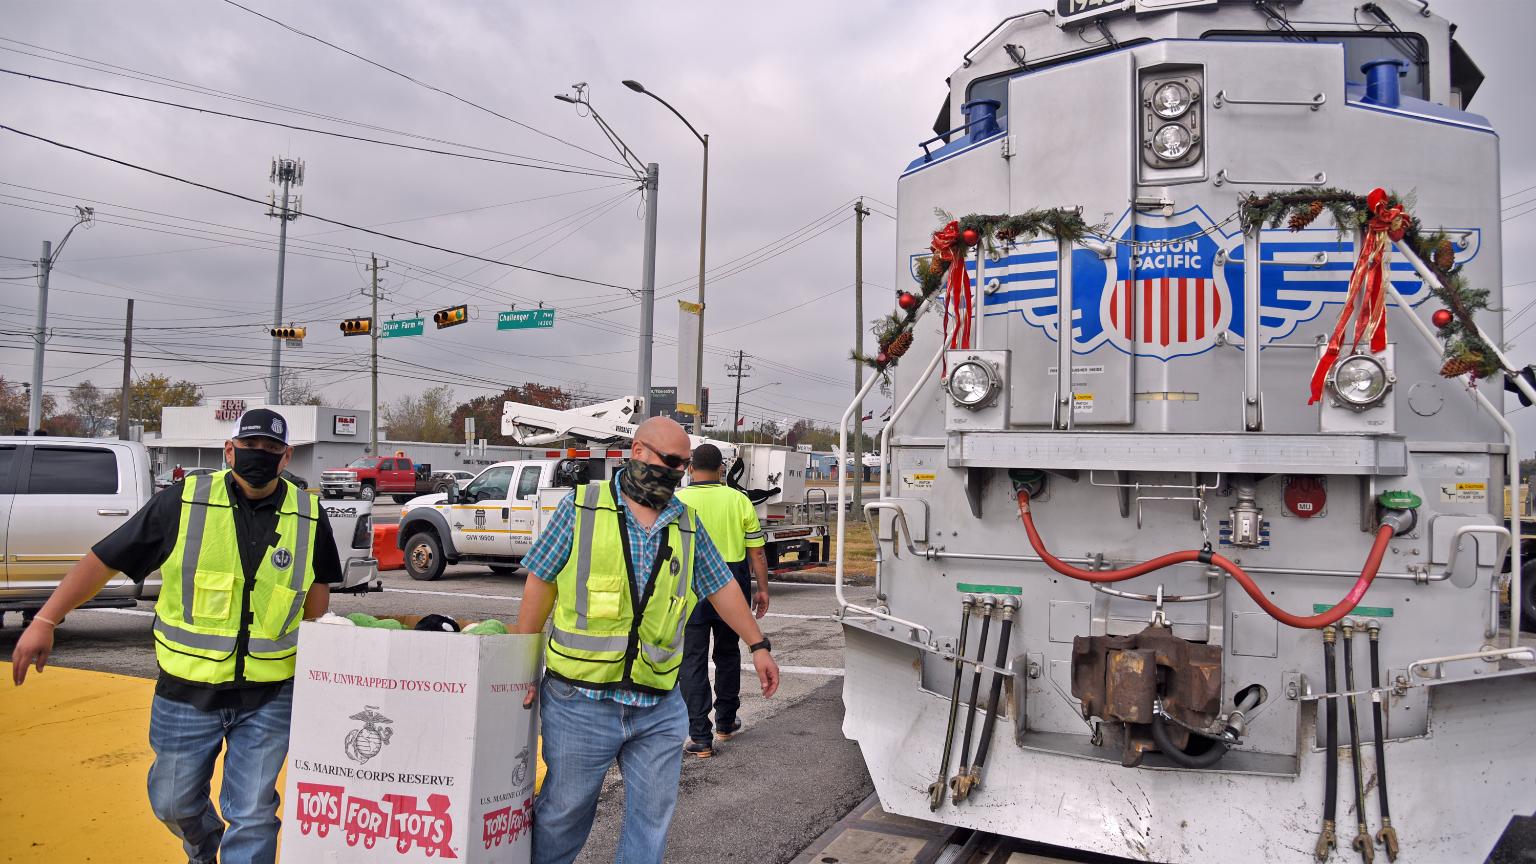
[{"xmin": 835, "ymin": 1, "xmax": 1534, "ymax": 860}]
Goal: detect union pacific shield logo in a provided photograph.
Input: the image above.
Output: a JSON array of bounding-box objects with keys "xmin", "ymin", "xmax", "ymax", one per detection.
[
  {"xmin": 937, "ymin": 205, "xmax": 1479, "ymax": 360},
  {"xmin": 1107, "ymin": 219, "xmax": 1227, "ymax": 357}
]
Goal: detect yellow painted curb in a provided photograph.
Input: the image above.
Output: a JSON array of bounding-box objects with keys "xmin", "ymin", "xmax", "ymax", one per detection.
[{"xmin": 1, "ymin": 662, "xmax": 188, "ymax": 863}]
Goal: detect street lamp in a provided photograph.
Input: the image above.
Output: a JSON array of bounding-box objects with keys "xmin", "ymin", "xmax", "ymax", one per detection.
[
  {"xmin": 623, "ymin": 79, "xmax": 709, "ymax": 435},
  {"xmin": 554, "ymin": 84, "xmax": 658, "ymax": 416}
]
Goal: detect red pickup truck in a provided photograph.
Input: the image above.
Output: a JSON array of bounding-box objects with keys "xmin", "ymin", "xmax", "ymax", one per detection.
[{"xmin": 320, "ymin": 454, "xmax": 449, "ymax": 503}]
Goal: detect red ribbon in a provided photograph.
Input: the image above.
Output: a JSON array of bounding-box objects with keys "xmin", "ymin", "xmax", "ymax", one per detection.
[
  {"xmin": 1307, "ymin": 188, "xmax": 1403, "ymax": 405},
  {"xmin": 931, "ymin": 221, "xmax": 973, "ymax": 351}
]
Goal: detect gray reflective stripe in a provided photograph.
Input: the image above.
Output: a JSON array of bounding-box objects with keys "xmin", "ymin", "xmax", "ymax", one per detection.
[
  {"xmin": 249, "ymin": 630, "xmax": 300, "ymax": 654},
  {"xmin": 674, "ymin": 515, "xmax": 693, "ymax": 603},
  {"xmin": 572, "ymin": 483, "xmax": 601, "ymax": 630},
  {"xmin": 179, "ymin": 474, "xmax": 216, "ymax": 625},
  {"xmin": 551, "ymin": 626, "xmax": 628, "ymax": 653},
  {"xmin": 744, "ymin": 530, "xmax": 765, "ymax": 540},
  {"xmin": 154, "ymin": 617, "xmax": 237, "ymax": 653},
  {"xmin": 641, "ymin": 641, "xmax": 680, "ymax": 664},
  {"xmin": 278, "ymin": 491, "xmax": 317, "ymax": 635}
]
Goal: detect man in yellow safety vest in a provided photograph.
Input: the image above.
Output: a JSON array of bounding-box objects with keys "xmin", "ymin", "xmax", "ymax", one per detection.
[
  {"xmin": 675, "ymin": 442, "xmax": 771, "ymax": 757},
  {"xmin": 10, "ymin": 408, "xmax": 342, "ymax": 864},
  {"xmin": 516, "ymin": 416, "xmax": 779, "ymax": 864}
]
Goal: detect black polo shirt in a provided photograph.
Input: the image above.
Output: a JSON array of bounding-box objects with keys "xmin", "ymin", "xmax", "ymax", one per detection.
[{"xmin": 93, "ymin": 473, "xmax": 343, "ymax": 711}]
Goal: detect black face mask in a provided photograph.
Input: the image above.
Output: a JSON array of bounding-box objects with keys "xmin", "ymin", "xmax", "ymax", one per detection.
[
  {"xmin": 231, "ymin": 446, "xmax": 283, "ymax": 488},
  {"xmin": 618, "ymin": 458, "xmax": 684, "ymax": 510}
]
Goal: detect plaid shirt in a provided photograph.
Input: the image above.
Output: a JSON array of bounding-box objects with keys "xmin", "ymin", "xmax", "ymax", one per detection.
[{"xmin": 523, "ymin": 470, "xmax": 734, "ymax": 707}]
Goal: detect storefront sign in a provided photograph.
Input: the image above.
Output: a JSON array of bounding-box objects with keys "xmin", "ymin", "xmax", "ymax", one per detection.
[
  {"xmin": 334, "ymin": 415, "xmax": 359, "ymax": 436},
  {"xmin": 215, "ymin": 399, "xmax": 246, "ymax": 421}
]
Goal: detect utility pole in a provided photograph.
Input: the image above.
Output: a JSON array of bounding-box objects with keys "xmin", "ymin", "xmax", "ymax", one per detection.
[
  {"xmin": 636, "ymin": 162, "xmax": 660, "ymax": 417},
  {"xmin": 117, "ymin": 299, "xmax": 133, "ymax": 440},
  {"xmin": 267, "ymin": 157, "xmax": 305, "ymax": 405},
  {"xmin": 727, "ymin": 350, "xmax": 750, "ymax": 444},
  {"xmin": 29, "ymin": 240, "xmax": 51, "ymax": 434},
  {"xmin": 29, "ymin": 205, "xmax": 94, "ymax": 432},
  {"xmin": 367, "ymin": 254, "xmax": 387, "ymax": 454},
  {"xmin": 852, "ymin": 198, "xmax": 870, "ymax": 519}
]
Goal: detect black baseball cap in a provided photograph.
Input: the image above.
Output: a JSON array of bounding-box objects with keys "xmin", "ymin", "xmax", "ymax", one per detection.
[{"xmin": 232, "ymin": 408, "xmax": 289, "ymax": 444}]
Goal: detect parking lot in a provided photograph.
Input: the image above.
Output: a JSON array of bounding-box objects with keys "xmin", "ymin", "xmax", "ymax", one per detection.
[{"xmin": 0, "ymin": 510, "xmax": 881, "ymax": 863}]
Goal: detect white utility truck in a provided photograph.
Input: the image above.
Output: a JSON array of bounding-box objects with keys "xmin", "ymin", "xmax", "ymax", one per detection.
[{"xmin": 394, "ymin": 398, "xmax": 831, "ymax": 581}]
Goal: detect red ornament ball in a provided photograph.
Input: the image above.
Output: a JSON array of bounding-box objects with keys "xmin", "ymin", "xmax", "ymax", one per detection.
[
  {"xmin": 961, "ymin": 228, "xmax": 979, "ymax": 246},
  {"xmin": 898, "ymin": 291, "xmax": 919, "ymax": 311},
  {"xmin": 876, "ymin": 352, "xmax": 890, "ymax": 365},
  {"xmin": 1432, "ymin": 309, "xmax": 1454, "ymax": 329}
]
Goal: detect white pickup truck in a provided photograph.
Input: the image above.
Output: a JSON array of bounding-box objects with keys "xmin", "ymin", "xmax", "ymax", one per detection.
[{"xmin": 394, "ymin": 445, "xmax": 833, "ymax": 581}]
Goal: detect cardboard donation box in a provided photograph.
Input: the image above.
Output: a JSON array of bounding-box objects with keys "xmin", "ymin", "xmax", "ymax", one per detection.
[{"xmin": 282, "ymin": 622, "xmax": 542, "ymax": 862}]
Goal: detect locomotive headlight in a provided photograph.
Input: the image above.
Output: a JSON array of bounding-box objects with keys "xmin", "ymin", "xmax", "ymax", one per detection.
[
  {"xmin": 1151, "ymin": 123, "xmax": 1193, "ymax": 160},
  {"xmin": 948, "ymin": 360, "xmax": 999, "ymax": 408},
  {"xmin": 1328, "ymin": 353, "xmax": 1394, "ymax": 409},
  {"xmin": 1151, "ymin": 81, "xmax": 1192, "ymax": 119}
]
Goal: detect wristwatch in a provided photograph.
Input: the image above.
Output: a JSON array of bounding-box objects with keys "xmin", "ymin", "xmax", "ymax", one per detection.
[{"xmin": 748, "ymin": 637, "xmax": 772, "ymax": 654}]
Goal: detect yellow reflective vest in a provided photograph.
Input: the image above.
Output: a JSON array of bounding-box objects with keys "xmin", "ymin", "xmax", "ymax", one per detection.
[
  {"xmin": 545, "ymin": 479, "xmax": 699, "ymax": 695},
  {"xmin": 152, "ymin": 470, "xmax": 320, "ymax": 684}
]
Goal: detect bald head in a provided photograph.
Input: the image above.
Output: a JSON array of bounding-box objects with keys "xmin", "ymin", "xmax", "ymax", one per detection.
[{"xmin": 633, "ymin": 416, "xmax": 691, "ymax": 468}]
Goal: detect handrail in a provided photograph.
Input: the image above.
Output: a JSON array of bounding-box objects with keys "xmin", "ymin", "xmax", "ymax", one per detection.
[
  {"xmin": 1054, "ymin": 235, "xmax": 1075, "ymax": 429},
  {"xmin": 803, "ymin": 487, "xmax": 829, "ymax": 526},
  {"xmin": 1212, "ymin": 89, "xmax": 1327, "ymax": 111},
  {"xmin": 1243, "ymin": 229, "xmax": 1263, "ymax": 430},
  {"xmin": 880, "ymin": 343, "xmax": 947, "ymax": 500},
  {"xmin": 837, "ymin": 373, "xmax": 933, "ymax": 644},
  {"xmin": 961, "ymin": 9, "xmax": 1054, "ymax": 68},
  {"xmin": 1441, "ymin": 523, "xmax": 1510, "ymax": 580},
  {"xmin": 1406, "ymin": 646, "xmax": 1536, "ymax": 685},
  {"xmin": 1388, "ymin": 242, "xmax": 1523, "ymax": 646},
  {"xmin": 1215, "ymin": 169, "xmax": 1327, "ymax": 187}
]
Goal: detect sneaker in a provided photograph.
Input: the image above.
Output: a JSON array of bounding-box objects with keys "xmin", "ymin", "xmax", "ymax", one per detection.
[
  {"xmin": 714, "ymin": 719, "xmax": 743, "ymax": 741},
  {"xmin": 683, "ymin": 739, "xmax": 714, "ymax": 758}
]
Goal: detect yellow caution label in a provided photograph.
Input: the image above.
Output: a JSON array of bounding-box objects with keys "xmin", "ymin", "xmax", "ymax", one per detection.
[
  {"xmin": 1440, "ymin": 481, "xmax": 1488, "ymax": 504},
  {"xmin": 903, "ymin": 472, "xmax": 936, "ymax": 490},
  {"xmin": 1073, "ymin": 392, "xmax": 1094, "ymax": 414}
]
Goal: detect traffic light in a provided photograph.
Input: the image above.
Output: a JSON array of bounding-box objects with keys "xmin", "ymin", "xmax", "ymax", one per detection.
[
  {"xmin": 434, "ymin": 304, "xmax": 469, "ymax": 329},
  {"xmin": 340, "ymin": 317, "xmax": 373, "ymax": 336},
  {"xmin": 270, "ymin": 326, "xmax": 306, "ymax": 340}
]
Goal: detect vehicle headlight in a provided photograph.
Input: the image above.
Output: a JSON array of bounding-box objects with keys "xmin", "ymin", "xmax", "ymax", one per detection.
[
  {"xmin": 1151, "ymin": 81, "xmax": 1192, "ymax": 119},
  {"xmin": 1151, "ymin": 123, "xmax": 1193, "ymax": 160},
  {"xmin": 948, "ymin": 360, "xmax": 999, "ymax": 408},
  {"xmin": 1329, "ymin": 353, "xmax": 1393, "ymax": 408}
]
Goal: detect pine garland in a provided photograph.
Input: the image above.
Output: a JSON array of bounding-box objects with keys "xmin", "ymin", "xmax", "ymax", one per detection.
[
  {"xmin": 1238, "ymin": 188, "xmax": 1501, "ymax": 380},
  {"xmin": 852, "ymin": 208, "xmax": 1091, "ymax": 373}
]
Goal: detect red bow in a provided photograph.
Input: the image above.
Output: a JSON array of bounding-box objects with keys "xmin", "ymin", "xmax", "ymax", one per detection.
[
  {"xmin": 930, "ymin": 221, "xmax": 973, "ymax": 351},
  {"xmin": 1307, "ymin": 188, "xmax": 1401, "ymax": 404}
]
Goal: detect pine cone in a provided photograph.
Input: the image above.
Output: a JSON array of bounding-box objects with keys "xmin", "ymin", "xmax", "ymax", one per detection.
[
  {"xmin": 1434, "ymin": 240, "xmax": 1454, "ymax": 272},
  {"xmin": 1440, "ymin": 353, "xmax": 1484, "ymax": 378},
  {"xmin": 1287, "ymin": 200, "xmax": 1325, "ymax": 232},
  {"xmin": 887, "ymin": 330, "xmax": 914, "ymax": 359}
]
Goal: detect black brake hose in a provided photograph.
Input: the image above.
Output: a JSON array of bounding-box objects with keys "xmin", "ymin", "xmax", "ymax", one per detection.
[
  {"xmin": 1150, "ymin": 711, "xmax": 1229, "ymax": 769},
  {"xmin": 1323, "ymin": 631, "xmax": 1340, "ymax": 823}
]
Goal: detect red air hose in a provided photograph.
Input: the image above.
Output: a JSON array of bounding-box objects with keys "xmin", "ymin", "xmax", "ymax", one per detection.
[{"xmin": 1015, "ymin": 490, "xmax": 1396, "ymax": 630}]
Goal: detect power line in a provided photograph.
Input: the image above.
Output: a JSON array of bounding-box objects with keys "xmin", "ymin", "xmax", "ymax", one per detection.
[
  {"xmin": 215, "ymin": 0, "xmax": 627, "ymax": 171},
  {"xmin": 0, "ymin": 67, "xmax": 633, "ymax": 180},
  {"xmin": 0, "ymin": 123, "xmax": 638, "ymax": 294},
  {"xmin": 0, "ymin": 37, "xmax": 617, "ymax": 172}
]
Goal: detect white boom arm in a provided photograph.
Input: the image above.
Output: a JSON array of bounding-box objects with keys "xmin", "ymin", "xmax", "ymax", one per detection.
[{"xmin": 502, "ymin": 397, "xmax": 737, "ymax": 461}]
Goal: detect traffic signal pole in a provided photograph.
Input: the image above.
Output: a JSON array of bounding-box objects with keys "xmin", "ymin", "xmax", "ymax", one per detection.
[
  {"xmin": 28, "ymin": 239, "xmax": 50, "ymax": 433},
  {"xmin": 118, "ymin": 299, "xmax": 133, "ymax": 440},
  {"xmin": 637, "ymin": 162, "xmax": 659, "ymax": 418},
  {"xmin": 368, "ymin": 254, "xmax": 385, "ymax": 454}
]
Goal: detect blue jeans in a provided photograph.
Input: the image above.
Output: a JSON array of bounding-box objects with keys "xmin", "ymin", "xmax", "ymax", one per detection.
[
  {"xmin": 146, "ymin": 683, "xmax": 293, "ymax": 864},
  {"xmin": 533, "ymin": 677, "xmax": 688, "ymax": 864}
]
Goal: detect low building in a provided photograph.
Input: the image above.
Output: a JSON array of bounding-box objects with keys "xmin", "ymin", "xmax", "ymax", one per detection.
[{"xmin": 150, "ymin": 402, "xmax": 537, "ymax": 487}]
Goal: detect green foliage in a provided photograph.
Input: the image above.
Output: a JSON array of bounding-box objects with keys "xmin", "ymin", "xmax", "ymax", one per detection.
[
  {"xmin": 130, "ymin": 374, "xmax": 203, "ymax": 432},
  {"xmin": 450, "ymin": 383, "xmax": 575, "ymax": 446}
]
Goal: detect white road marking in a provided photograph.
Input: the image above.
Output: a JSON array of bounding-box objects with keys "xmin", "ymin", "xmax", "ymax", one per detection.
[
  {"xmin": 377, "ymin": 586, "xmax": 523, "ymax": 603},
  {"xmin": 738, "ymin": 663, "xmax": 844, "ymax": 677},
  {"xmin": 76, "ymin": 607, "xmax": 154, "ymax": 617}
]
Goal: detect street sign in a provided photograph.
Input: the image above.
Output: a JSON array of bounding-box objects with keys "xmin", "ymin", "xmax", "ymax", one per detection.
[
  {"xmin": 381, "ymin": 318, "xmax": 424, "ymax": 338},
  {"xmin": 285, "ymin": 339, "xmax": 303, "ymax": 349},
  {"xmin": 497, "ymin": 309, "xmax": 555, "ymax": 330}
]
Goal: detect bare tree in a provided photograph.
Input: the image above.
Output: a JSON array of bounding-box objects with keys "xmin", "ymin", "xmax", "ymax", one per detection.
[
  {"xmin": 380, "ymin": 385, "xmax": 456, "ymax": 442},
  {"xmin": 67, "ymin": 381, "xmax": 115, "ymax": 436}
]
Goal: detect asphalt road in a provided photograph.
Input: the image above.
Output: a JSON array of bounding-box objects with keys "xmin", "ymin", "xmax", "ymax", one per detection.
[{"xmin": 0, "ymin": 554, "xmax": 879, "ymax": 864}]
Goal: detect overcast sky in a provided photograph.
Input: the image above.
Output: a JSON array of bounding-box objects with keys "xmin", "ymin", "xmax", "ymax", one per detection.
[{"xmin": 1, "ymin": 1, "xmax": 1531, "ymax": 439}]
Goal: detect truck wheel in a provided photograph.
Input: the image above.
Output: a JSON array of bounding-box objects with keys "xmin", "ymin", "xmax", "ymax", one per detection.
[
  {"xmin": 489, "ymin": 565, "xmax": 517, "ymax": 576},
  {"xmin": 358, "ymin": 485, "xmax": 376, "ymax": 502},
  {"xmin": 392, "ymin": 495, "xmax": 412, "ymax": 504},
  {"xmin": 404, "ymin": 531, "xmax": 446, "ymax": 582}
]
